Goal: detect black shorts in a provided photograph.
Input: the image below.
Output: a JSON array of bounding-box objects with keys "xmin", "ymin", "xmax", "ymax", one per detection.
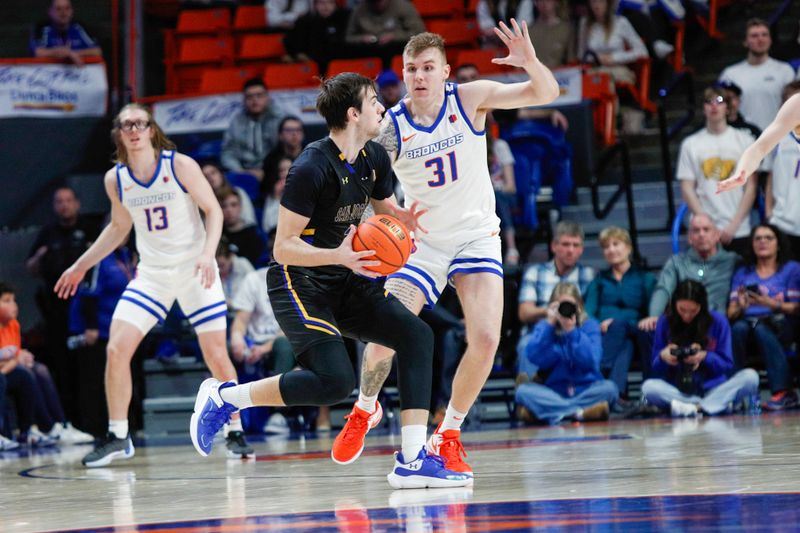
[{"xmin": 266, "ymin": 264, "xmax": 409, "ymax": 356}]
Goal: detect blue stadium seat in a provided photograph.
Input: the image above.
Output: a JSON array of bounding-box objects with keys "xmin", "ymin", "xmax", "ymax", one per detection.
[{"xmin": 226, "ymin": 172, "xmax": 260, "ymax": 204}]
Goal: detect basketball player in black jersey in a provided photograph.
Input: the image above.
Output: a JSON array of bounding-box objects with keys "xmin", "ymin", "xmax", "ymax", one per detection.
[{"xmin": 190, "ymin": 73, "xmax": 472, "ymax": 489}]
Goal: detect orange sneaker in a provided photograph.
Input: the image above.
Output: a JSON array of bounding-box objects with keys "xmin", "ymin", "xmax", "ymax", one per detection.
[
  {"xmin": 331, "ymin": 402, "xmax": 383, "ymax": 465},
  {"xmin": 426, "ymin": 423, "xmax": 472, "ymax": 475}
]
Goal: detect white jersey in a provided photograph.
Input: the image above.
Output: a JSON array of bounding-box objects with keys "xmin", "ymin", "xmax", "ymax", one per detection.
[
  {"xmin": 769, "ymin": 133, "xmax": 800, "ymax": 237},
  {"xmin": 388, "ymin": 82, "xmax": 500, "ymax": 243},
  {"xmin": 116, "ymin": 150, "xmax": 205, "ymax": 266}
]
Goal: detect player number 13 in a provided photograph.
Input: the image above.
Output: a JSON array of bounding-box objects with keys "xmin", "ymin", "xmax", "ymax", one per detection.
[
  {"xmin": 144, "ymin": 206, "xmax": 169, "ymax": 231},
  {"xmin": 425, "ymin": 151, "xmax": 458, "ymax": 187}
]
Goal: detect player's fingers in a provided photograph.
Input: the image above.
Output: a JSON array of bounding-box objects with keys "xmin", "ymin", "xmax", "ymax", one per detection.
[
  {"xmin": 510, "ymin": 18, "xmax": 522, "ymax": 37},
  {"xmin": 491, "ymin": 57, "xmax": 510, "ymax": 65},
  {"xmin": 493, "ymin": 27, "xmax": 511, "ymax": 45},
  {"xmin": 521, "ymin": 19, "xmax": 530, "ymax": 40},
  {"xmin": 343, "ymin": 224, "xmax": 357, "ymax": 243},
  {"xmin": 498, "ymin": 20, "xmax": 514, "ymax": 39},
  {"xmin": 355, "ymin": 249, "xmax": 377, "ymax": 259}
]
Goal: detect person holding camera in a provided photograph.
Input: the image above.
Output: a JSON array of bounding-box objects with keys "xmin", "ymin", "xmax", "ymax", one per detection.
[
  {"xmin": 642, "ymin": 280, "xmax": 759, "ymax": 417},
  {"xmin": 727, "ymin": 223, "xmax": 800, "ymax": 411},
  {"xmin": 515, "ymin": 282, "xmax": 618, "ymax": 425}
]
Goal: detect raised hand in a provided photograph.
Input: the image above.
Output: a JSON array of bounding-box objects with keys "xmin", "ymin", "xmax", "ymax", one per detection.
[
  {"xmin": 389, "ymin": 200, "xmax": 429, "ymax": 236},
  {"xmin": 491, "ymin": 19, "xmax": 537, "ymax": 69}
]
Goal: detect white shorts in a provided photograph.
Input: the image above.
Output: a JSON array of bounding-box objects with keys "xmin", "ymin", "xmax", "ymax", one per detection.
[
  {"xmin": 111, "ymin": 258, "xmax": 227, "ymax": 334},
  {"xmin": 387, "ymin": 232, "xmax": 503, "ymax": 308}
]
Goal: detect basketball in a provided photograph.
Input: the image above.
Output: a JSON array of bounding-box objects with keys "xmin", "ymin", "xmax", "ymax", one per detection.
[{"xmin": 352, "ymin": 214, "xmax": 412, "ymax": 276}]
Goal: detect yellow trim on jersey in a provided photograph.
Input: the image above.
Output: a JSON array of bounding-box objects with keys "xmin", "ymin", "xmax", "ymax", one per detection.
[{"xmin": 301, "ymin": 229, "xmax": 316, "ymax": 236}]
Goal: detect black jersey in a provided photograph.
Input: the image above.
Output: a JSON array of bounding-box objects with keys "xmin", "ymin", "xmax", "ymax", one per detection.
[{"xmin": 277, "ymin": 137, "xmax": 395, "ymax": 279}]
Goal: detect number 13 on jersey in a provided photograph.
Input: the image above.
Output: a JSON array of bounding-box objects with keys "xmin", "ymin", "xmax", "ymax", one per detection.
[
  {"xmin": 425, "ymin": 151, "xmax": 458, "ymax": 188},
  {"xmin": 144, "ymin": 206, "xmax": 168, "ymax": 231}
]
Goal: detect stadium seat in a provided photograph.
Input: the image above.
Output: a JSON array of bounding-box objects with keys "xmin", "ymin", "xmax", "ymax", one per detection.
[
  {"xmin": 454, "ymin": 48, "xmax": 509, "ymax": 75},
  {"xmin": 425, "ymin": 19, "xmax": 480, "ymax": 48},
  {"xmin": 326, "ymin": 57, "xmax": 383, "ymax": 78},
  {"xmin": 176, "ymin": 8, "xmax": 231, "ymax": 35},
  {"xmin": 263, "ymin": 62, "xmax": 319, "ymax": 89},
  {"xmin": 200, "ymin": 67, "xmax": 261, "ymax": 94},
  {"xmin": 238, "ymin": 34, "xmax": 285, "ymax": 62},
  {"xmin": 391, "ymin": 55, "xmax": 405, "ymax": 77},
  {"xmin": 233, "ymin": 5, "xmax": 267, "ymax": 32},
  {"xmin": 227, "ymin": 172, "xmax": 261, "ymax": 204},
  {"xmin": 615, "ymin": 57, "xmax": 656, "ymax": 113},
  {"xmin": 581, "ymin": 70, "xmax": 617, "ymax": 146},
  {"xmin": 413, "ymin": 0, "xmax": 464, "ymax": 19},
  {"xmin": 168, "ymin": 36, "xmax": 235, "ymax": 93}
]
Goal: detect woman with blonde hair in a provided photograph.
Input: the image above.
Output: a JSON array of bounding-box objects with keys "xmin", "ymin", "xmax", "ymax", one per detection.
[
  {"xmin": 584, "ymin": 226, "xmax": 655, "ymax": 403},
  {"xmin": 515, "ymin": 282, "xmax": 619, "ymax": 424}
]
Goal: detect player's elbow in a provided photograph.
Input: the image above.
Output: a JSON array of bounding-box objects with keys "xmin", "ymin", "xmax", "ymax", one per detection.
[
  {"xmin": 273, "ymin": 239, "xmax": 289, "ymax": 264},
  {"xmin": 542, "ymin": 78, "xmax": 560, "ymax": 103}
]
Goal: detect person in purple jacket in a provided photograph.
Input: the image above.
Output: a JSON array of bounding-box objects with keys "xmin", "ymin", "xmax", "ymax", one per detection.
[
  {"xmin": 515, "ymin": 282, "xmax": 619, "ymax": 425},
  {"xmin": 642, "ymin": 280, "xmax": 759, "ymax": 417}
]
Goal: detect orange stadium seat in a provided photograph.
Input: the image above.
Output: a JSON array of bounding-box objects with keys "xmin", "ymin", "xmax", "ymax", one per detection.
[
  {"xmin": 413, "ymin": 0, "xmax": 464, "ymax": 19},
  {"xmin": 263, "ymin": 62, "xmax": 319, "ymax": 89},
  {"xmin": 200, "ymin": 67, "xmax": 261, "ymax": 94},
  {"xmin": 426, "ymin": 19, "xmax": 480, "ymax": 48},
  {"xmin": 168, "ymin": 36, "xmax": 235, "ymax": 93},
  {"xmin": 238, "ymin": 34, "xmax": 285, "ymax": 62},
  {"xmin": 326, "ymin": 57, "xmax": 383, "ymax": 78},
  {"xmin": 454, "ymin": 48, "xmax": 509, "ymax": 75},
  {"xmin": 391, "ymin": 55, "xmax": 405, "ymax": 77},
  {"xmin": 176, "ymin": 8, "xmax": 231, "ymax": 35},
  {"xmin": 233, "ymin": 5, "xmax": 267, "ymax": 32},
  {"xmin": 582, "ymin": 70, "xmax": 617, "ymax": 146},
  {"xmin": 615, "ymin": 57, "xmax": 656, "ymax": 113}
]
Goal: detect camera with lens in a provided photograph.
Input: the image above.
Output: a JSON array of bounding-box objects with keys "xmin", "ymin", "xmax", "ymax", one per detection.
[
  {"xmin": 557, "ymin": 301, "xmax": 577, "ymax": 318},
  {"xmin": 670, "ymin": 346, "xmax": 699, "ymax": 394},
  {"xmin": 670, "ymin": 346, "xmax": 698, "ymax": 360}
]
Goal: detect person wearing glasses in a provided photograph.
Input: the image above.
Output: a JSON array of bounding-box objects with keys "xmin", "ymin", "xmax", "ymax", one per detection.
[
  {"xmin": 54, "ymin": 104, "xmax": 253, "ymax": 467},
  {"xmin": 677, "ymin": 85, "xmax": 758, "ymax": 258},
  {"xmin": 221, "ymin": 78, "xmax": 285, "ymax": 181},
  {"xmin": 727, "ymin": 223, "xmax": 800, "ymax": 411}
]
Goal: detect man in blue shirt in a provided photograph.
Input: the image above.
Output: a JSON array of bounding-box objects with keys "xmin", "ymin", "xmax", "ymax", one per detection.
[{"xmin": 31, "ymin": 0, "xmax": 101, "ymax": 64}]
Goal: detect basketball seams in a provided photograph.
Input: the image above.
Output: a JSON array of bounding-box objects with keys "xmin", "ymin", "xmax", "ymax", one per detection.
[{"xmin": 364, "ymin": 220, "xmax": 404, "ymax": 267}]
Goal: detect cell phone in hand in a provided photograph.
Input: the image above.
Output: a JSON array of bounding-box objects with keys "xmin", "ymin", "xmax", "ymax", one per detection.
[{"xmin": 745, "ymin": 283, "xmax": 760, "ymax": 294}]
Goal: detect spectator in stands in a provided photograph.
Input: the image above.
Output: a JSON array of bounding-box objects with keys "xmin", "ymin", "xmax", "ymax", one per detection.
[
  {"xmin": 577, "ymin": 0, "xmax": 648, "ymax": 84},
  {"xmin": 282, "ymin": 0, "xmax": 351, "ymax": 72},
  {"xmin": 68, "ymin": 239, "xmax": 137, "ymax": 439},
  {"xmin": 377, "ymin": 70, "xmax": 403, "ymax": 109},
  {"xmin": 517, "ymin": 221, "xmax": 594, "ymax": 345},
  {"xmin": 530, "ymin": 0, "xmax": 575, "ymax": 68},
  {"xmin": 640, "ymin": 213, "xmax": 739, "ymax": 331},
  {"xmin": 26, "ymin": 186, "xmax": 100, "ymax": 429},
  {"xmin": 345, "ymin": 0, "xmax": 425, "ymax": 66},
  {"xmin": 727, "ymin": 223, "xmax": 800, "ymax": 411},
  {"xmin": 584, "ymin": 226, "xmax": 655, "ymax": 401},
  {"xmin": 221, "ymin": 78, "xmax": 285, "ymax": 180},
  {"xmin": 216, "ymin": 237, "xmax": 255, "ymax": 310},
  {"xmin": 765, "ymin": 81, "xmax": 800, "ymax": 260},
  {"xmin": 265, "ymin": 0, "xmax": 310, "ymax": 29},
  {"xmin": 515, "ymin": 282, "xmax": 618, "ymax": 424},
  {"xmin": 220, "ymin": 188, "xmax": 266, "ymax": 267},
  {"xmin": 477, "ymin": 1, "xmax": 534, "ymax": 46},
  {"xmin": 261, "ymin": 116, "xmax": 305, "ymax": 201},
  {"xmin": 678, "ymin": 86, "xmax": 757, "ymax": 257},
  {"xmin": 261, "ymin": 156, "xmax": 291, "ymax": 237},
  {"xmin": 642, "ymin": 280, "xmax": 758, "ymax": 417},
  {"xmin": 31, "ymin": 0, "xmax": 101, "ymax": 65},
  {"xmin": 719, "ymin": 18, "xmax": 796, "ymax": 132},
  {"xmin": 201, "ymin": 162, "xmax": 256, "ymax": 226},
  {"xmin": 715, "ymin": 80, "xmax": 761, "ymax": 139},
  {"xmin": 0, "ymin": 282, "xmax": 59, "ymax": 447},
  {"xmin": 487, "ymin": 131, "xmax": 520, "ymax": 265}
]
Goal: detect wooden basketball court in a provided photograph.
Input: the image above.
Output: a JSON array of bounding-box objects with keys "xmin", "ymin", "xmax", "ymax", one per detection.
[{"xmin": 3, "ymin": 413, "xmax": 800, "ymax": 532}]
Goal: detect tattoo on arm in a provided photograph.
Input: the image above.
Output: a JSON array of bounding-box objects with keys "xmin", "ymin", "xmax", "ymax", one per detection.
[
  {"xmin": 374, "ymin": 117, "xmax": 398, "ymax": 157},
  {"xmin": 360, "ymin": 356, "xmax": 393, "ymax": 396}
]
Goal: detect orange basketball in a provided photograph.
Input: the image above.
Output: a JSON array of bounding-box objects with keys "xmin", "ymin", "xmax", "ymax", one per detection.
[{"xmin": 352, "ymin": 214, "xmax": 412, "ymax": 276}]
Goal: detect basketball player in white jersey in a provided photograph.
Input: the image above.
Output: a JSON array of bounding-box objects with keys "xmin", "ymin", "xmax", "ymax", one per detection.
[
  {"xmin": 54, "ymin": 104, "xmax": 252, "ymax": 466},
  {"xmin": 718, "ymin": 92, "xmax": 800, "ymax": 194},
  {"xmin": 332, "ymin": 20, "xmax": 559, "ymax": 479}
]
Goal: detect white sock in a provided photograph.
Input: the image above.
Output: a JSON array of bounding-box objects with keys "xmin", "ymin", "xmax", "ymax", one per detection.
[
  {"xmin": 440, "ymin": 403, "xmax": 468, "ymax": 432},
  {"xmin": 574, "ymin": 408, "xmax": 584, "ymax": 421},
  {"xmin": 401, "ymin": 424, "xmax": 427, "ymax": 461},
  {"xmin": 356, "ymin": 391, "xmax": 378, "ymax": 413},
  {"xmin": 227, "ymin": 417, "xmax": 243, "ymax": 434},
  {"xmin": 109, "ymin": 419, "xmax": 128, "ymax": 440},
  {"xmin": 220, "ymin": 383, "xmax": 254, "ymax": 409}
]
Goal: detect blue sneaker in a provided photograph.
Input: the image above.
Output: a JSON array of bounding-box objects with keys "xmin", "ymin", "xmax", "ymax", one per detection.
[
  {"xmin": 387, "ymin": 448, "xmax": 473, "ymax": 489},
  {"xmin": 190, "ymin": 378, "xmax": 237, "ymax": 456}
]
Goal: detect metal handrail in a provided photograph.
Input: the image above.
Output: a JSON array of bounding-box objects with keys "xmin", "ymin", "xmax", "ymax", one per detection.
[
  {"xmin": 589, "ymin": 140, "xmax": 641, "ymax": 264},
  {"xmin": 657, "ymin": 70, "xmax": 695, "ymax": 227}
]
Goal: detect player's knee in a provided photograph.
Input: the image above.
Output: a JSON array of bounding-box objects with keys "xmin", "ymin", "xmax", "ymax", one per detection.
[
  {"xmin": 106, "ymin": 341, "xmax": 132, "ymax": 365},
  {"xmin": 467, "ymin": 327, "xmax": 501, "ymax": 358},
  {"xmin": 394, "ymin": 313, "xmax": 434, "ymax": 352},
  {"xmin": 320, "ymin": 372, "xmax": 355, "ymax": 405}
]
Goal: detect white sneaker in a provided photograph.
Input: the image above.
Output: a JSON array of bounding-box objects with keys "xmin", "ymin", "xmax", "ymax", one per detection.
[
  {"xmin": 653, "ymin": 40, "xmax": 675, "ymax": 59},
  {"xmin": 28, "ymin": 426, "xmax": 59, "ymax": 447},
  {"xmin": 670, "ymin": 399, "xmax": 698, "ymax": 418},
  {"xmin": 0, "ymin": 434, "xmax": 20, "ymax": 451},
  {"xmin": 55, "ymin": 422, "xmax": 95, "ymax": 444},
  {"xmin": 264, "ymin": 413, "xmax": 290, "ymax": 435}
]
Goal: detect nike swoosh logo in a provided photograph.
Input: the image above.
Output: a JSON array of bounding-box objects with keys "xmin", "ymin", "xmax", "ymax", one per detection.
[
  {"xmin": 201, "ymin": 433, "xmax": 211, "ymax": 448},
  {"xmin": 402, "ymin": 134, "xmax": 417, "ymax": 142},
  {"xmin": 124, "ymin": 184, "xmax": 135, "ymax": 191}
]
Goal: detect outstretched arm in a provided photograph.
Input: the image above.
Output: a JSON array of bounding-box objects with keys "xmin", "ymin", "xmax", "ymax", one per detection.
[
  {"xmin": 459, "ymin": 19, "xmax": 560, "ymax": 113},
  {"xmin": 718, "ymin": 93, "xmax": 800, "ymax": 193},
  {"xmin": 54, "ymin": 170, "xmax": 133, "ymax": 298}
]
